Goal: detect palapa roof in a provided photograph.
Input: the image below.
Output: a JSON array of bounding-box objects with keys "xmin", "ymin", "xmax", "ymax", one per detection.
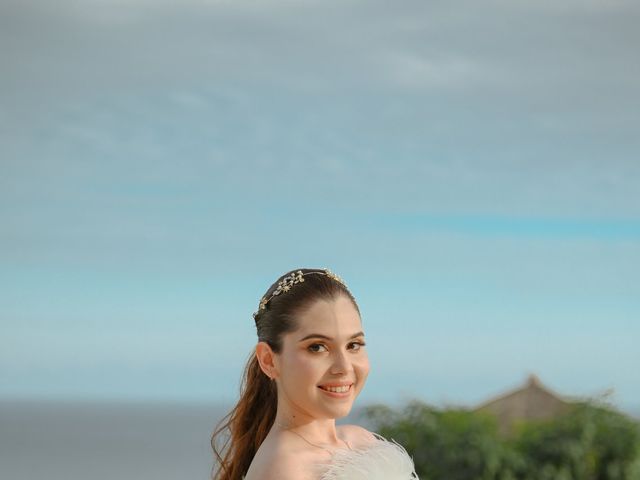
[{"xmin": 474, "ymin": 374, "xmax": 572, "ymax": 435}]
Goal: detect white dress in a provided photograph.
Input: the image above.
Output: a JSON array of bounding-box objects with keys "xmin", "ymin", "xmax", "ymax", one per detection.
[{"xmin": 316, "ymin": 433, "xmax": 419, "ymax": 480}]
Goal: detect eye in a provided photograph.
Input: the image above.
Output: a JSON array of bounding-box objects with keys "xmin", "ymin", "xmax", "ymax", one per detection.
[
  {"xmin": 307, "ymin": 343, "xmax": 328, "ymax": 353},
  {"xmin": 348, "ymin": 341, "xmax": 366, "ymax": 351}
]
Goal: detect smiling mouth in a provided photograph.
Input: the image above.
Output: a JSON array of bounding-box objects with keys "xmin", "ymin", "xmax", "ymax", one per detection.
[{"xmin": 318, "ymin": 384, "xmax": 353, "ymax": 394}]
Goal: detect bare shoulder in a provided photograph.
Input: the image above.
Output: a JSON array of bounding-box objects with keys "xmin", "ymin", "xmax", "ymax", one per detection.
[
  {"xmin": 337, "ymin": 424, "xmax": 378, "ymax": 448},
  {"xmin": 260, "ymin": 450, "xmax": 318, "ymax": 480},
  {"xmin": 244, "ymin": 436, "xmax": 325, "ymax": 480}
]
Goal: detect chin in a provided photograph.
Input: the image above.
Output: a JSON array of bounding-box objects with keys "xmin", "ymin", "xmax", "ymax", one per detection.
[
  {"xmin": 334, "ymin": 408, "xmax": 352, "ymax": 419},
  {"xmin": 322, "ymin": 403, "xmax": 353, "ymax": 420}
]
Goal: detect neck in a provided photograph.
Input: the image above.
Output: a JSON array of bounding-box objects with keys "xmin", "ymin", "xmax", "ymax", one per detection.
[{"xmin": 273, "ymin": 410, "xmax": 341, "ymax": 445}]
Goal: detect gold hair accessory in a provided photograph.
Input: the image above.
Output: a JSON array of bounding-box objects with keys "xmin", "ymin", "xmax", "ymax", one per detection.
[{"xmin": 253, "ymin": 268, "xmax": 348, "ymax": 320}]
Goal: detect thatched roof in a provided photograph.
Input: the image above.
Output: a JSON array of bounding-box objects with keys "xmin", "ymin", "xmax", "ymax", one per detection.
[{"xmin": 474, "ymin": 374, "xmax": 572, "ymax": 435}]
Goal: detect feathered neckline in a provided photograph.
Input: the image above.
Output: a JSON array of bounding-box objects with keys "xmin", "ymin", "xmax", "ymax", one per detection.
[{"xmin": 315, "ymin": 433, "xmax": 419, "ymax": 480}]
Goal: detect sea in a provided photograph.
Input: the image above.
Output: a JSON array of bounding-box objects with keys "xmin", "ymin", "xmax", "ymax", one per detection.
[
  {"xmin": 0, "ymin": 399, "xmax": 369, "ymax": 480},
  {"xmin": 0, "ymin": 400, "xmax": 228, "ymax": 480}
]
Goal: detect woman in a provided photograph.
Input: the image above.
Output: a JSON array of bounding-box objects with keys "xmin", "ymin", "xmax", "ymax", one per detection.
[{"xmin": 211, "ymin": 268, "xmax": 418, "ymax": 480}]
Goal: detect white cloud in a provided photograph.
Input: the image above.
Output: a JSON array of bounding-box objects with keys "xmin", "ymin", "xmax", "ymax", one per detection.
[
  {"xmin": 490, "ymin": 0, "xmax": 637, "ymax": 13},
  {"xmin": 379, "ymin": 50, "xmax": 495, "ymax": 90}
]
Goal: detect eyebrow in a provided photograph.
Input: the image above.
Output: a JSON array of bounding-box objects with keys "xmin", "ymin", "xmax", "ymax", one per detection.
[{"xmin": 298, "ymin": 331, "xmax": 365, "ymax": 342}]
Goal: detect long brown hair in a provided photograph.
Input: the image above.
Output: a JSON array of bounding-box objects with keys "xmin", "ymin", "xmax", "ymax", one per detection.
[{"xmin": 210, "ymin": 268, "xmax": 360, "ymax": 480}]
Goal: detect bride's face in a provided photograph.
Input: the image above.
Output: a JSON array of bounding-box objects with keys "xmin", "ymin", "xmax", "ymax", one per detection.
[{"xmin": 273, "ymin": 295, "xmax": 369, "ymax": 420}]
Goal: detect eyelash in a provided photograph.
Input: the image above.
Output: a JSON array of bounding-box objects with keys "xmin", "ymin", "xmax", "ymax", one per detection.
[{"xmin": 307, "ymin": 341, "xmax": 366, "ymax": 353}]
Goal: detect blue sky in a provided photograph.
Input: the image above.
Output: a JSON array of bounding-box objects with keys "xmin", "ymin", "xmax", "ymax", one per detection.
[{"xmin": 1, "ymin": 0, "xmax": 639, "ymax": 412}]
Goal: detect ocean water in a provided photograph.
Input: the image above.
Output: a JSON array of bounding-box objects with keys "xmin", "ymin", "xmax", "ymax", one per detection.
[
  {"xmin": 0, "ymin": 400, "xmax": 369, "ymax": 480},
  {"xmin": 0, "ymin": 400, "xmax": 227, "ymax": 480}
]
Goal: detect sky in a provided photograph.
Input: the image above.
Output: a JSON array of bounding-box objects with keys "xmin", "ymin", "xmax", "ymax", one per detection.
[{"xmin": 1, "ymin": 0, "xmax": 639, "ymax": 412}]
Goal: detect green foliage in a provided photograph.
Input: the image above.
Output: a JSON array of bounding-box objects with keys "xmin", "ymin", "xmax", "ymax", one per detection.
[
  {"xmin": 364, "ymin": 400, "xmax": 640, "ymax": 480},
  {"xmin": 515, "ymin": 403, "xmax": 640, "ymax": 480}
]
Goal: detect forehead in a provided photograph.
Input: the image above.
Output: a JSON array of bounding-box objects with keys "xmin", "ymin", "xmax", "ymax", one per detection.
[{"xmin": 294, "ymin": 296, "xmax": 362, "ymax": 336}]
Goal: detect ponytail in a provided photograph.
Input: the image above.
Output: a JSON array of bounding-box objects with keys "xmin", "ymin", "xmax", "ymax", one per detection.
[{"xmin": 211, "ymin": 350, "xmax": 277, "ymax": 480}]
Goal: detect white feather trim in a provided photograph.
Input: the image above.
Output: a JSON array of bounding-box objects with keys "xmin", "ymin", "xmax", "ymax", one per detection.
[{"xmin": 316, "ymin": 434, "xmax": 419, "ymax": 480}]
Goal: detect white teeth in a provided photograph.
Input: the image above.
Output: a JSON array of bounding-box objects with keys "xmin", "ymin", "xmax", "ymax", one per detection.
[{"xmin": 321, "ymin": 385, "xmax": 351, "ymax": 393}]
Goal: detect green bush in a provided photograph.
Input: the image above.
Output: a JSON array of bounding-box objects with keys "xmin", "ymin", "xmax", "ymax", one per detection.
[
  {"xmin": 515, "ymin": 403, "xmax": 640, "ymax": 480},
  {"xmin": 364, "ymin": 400, "xmax": 640, "ymax": 480}
]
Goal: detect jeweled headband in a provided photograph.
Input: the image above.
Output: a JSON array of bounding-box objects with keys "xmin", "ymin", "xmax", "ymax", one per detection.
[{"xmin": 252, "ymin": 268, "xmax": 348, "ymax": 320}]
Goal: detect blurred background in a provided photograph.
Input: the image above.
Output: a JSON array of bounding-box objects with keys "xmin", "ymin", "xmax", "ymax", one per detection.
[{"xmin": 1, "ymin": 0, "xmax": 639, "ymax": 479}]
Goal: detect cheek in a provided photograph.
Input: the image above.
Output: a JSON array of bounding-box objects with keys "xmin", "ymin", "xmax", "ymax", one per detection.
[
  {"xmin": 281, "ymin": 352, "xmax": 321, "ymax": 385},
  {"xmin": 355, "ymin": 354, "xmax": 370, "ymax": 380}
]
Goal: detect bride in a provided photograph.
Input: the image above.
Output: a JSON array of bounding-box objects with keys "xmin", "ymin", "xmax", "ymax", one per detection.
[{"xmin": 211, "ymin": 268, "xmax": 418, "ymax": 480}]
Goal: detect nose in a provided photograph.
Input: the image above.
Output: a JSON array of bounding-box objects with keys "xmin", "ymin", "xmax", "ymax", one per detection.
[{"xmin": 330, "ymin": 349, "xmax": 353, "ymax": 375}]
